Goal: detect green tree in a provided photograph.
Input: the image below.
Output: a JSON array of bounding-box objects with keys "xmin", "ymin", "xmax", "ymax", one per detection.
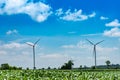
[
  {"xmin": 67, "ymin": 60, "xmax": 74, "ymax": 69},
  {"xmin": 47, "ymin": 66, "xmax": 51, "ymax": 69},
  {"xmin": 26, "ymin": 67, "xmax": 29, "ymax": 70},
  {"xmin": 79, "ymin": 65, "xmax": 82, "ymax": 69},
  {"xmin": 0, "ymin": 63, "xmax": 22, "ymax": 70},
  {"xmin": 12, "ymin": 66, "xmax": 17, "ymax": 70},
  {"xmin": 1, "ymin": 63, "xmax": 10, "ymax": 70},
  {"xmin": 105, "ymin": 60, "xmax": 111, "ymax": 69},
  {"xmin": 61, "ymin": 60, "xmax": 74, "ymax": 69}
]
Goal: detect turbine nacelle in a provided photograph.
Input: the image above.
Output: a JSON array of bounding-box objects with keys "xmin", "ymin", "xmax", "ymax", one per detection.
[{"xmin": 26, "ymin": 39, "xmax": 40, "ymax": 46}]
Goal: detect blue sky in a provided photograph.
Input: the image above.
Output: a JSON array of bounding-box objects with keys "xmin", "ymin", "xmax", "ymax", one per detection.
[{"xmin": 0, "ymin": 0, "xmax": 120, "ymax": 68}]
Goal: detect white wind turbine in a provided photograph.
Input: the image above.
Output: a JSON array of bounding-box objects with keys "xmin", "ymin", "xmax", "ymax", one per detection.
[
  {"xmin": 86, "ymin": 39, "xmax": 104, "ymax": 69},
  {"xmin": 26, "ymin": 39, "xmax": 40, "ymax": 70}
]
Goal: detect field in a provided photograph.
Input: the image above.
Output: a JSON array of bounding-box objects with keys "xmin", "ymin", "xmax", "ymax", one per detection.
[{"xmin": 0, "ymin": 70, "xmax": 120, "ymax": 80}]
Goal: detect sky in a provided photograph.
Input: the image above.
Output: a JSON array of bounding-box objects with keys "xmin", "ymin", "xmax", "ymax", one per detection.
[{"xmin": 0, "ymin": 0, "xmax": 120, "ymax": 69}]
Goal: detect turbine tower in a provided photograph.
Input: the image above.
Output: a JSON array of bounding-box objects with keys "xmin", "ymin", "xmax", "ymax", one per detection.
[
  {"xmin": 86, "ymin": 39, "xmax": 104, "ymax": 69},
  {"xmin": 26, "ymin": 39, "xmax": 40, "ymax": 70}
]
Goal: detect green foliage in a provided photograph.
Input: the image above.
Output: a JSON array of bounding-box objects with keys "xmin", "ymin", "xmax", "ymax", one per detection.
[
  {"xmin": 0, "ymin": 70, "xmax": 120, "ymax": 80},
  {"xmin": 0, "ymin": 63, "xmax": 22, "ymax": 70},
  {"xmin": 91, "ymin": 66, "xmax": 96, "ymax": 69},
  {"xmin": 1, "ymin": 63, "xmax": 10, "ymax": 70},
  {"xmin": 47, "ymin": 67, "xmax": 51, "ymax": 70},
  {"xmin": 106, "ymin": 60, "xmax": 111, "ymax": 66},
  {"xmin": 79, "ymin": 65, "xmax": 82, "ymax": 69},
  {"xmin": 106, "ymin": 60, "xmax": 111, "ymax": 69},
  {"xmin": 61, "ymin": 60, "xmax": 74, "ymax": 69}
]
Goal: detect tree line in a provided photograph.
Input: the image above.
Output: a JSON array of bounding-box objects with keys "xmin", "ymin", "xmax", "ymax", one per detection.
[
  {"xmin": 0, "ymin": 63, "xmax": 22, "ymax": 70},
  {"xmin": 1, "ymin": 60, "xmax": 120, "ymax": 70}
]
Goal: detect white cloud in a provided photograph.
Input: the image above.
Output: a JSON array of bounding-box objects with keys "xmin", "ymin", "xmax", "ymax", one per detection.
[
  {"xmin": 6, "ymin": 29, "xmax": 18, "ymax": 35},
  {"xmin": 100, "ymin": 16, "xmax": 109, "ymax": 20},
  {"xmin": 1, "ymin": 42, "xmax": 28, "ymax": 50},
  {"xmin": 0, "ymin": 51, "xmax": 7, "ymax": 55},
  {"xmin": 40, "ymin": 54, "xmax": 68, "ymax": 59},
  {"xmin": 103, "ymin": 27, "xmax": 120, "ymax": 37},
  {"xmin": 89, "ymin": 12, "xmax": 96, "ymax": 18},
  {"xmin": 55, "ymin": 8, "xmax": 63, "ymax": 16},
  {"xmin": 38, "ymin": 53, "xmax": 70, "ymax": 68},
  {"xmin": 81, "ymin": 33, "xmax": 102, "ymax": 36},
  {"xmin": 0, "ymin": 0, "xmax": 52, "ymax": 22},
  {"xmin": 105, "ymin": 19, "xmax": 120, "ymax": 27},
  {"xmin": 56, "ymin": 9, "xmax": 96, "ymax": 21},
  {"xmin": 62, "ymin": 41, "xmax": 91, "ymax": 49},
  {"xmin": 97, "ymin": 46, "xmax": 118, "ymax": 54},
  {"xmin": 62, "ymin": 45, "xmax": 75, "ymax": 49}
]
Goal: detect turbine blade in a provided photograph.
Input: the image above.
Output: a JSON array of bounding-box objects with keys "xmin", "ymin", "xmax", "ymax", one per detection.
[
  {"xmin": 86, "ymin": 39, "xmax": 94, "ymax": 45},
  {"xmin": 26, "ymin": 42, "xmax": 34, "ymax": 46},
  {"xmin": 95, "ymin": 40, "xmax": 104, "ymax": 45},
  {"xmin": 34, "ymin": 38, "xmax": 40, "ymax": 45}
]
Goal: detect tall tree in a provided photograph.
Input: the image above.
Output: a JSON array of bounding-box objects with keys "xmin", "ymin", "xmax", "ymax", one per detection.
[
  {"xmin": 61, "ymin": 60, "xmax": 74, "ymax": 69},
  {"xmin": 105, "ymin": 60, "xmax": 111, "ymax": 69},
  {"xmin": 67, "ymin": 60, "xmax": 74, "ymax": 69}
]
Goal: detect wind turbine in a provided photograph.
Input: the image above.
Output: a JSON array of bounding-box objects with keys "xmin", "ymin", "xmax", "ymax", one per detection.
[
  {"xmin": 86, "ymin": 39, "xmax": 104, "ymax": 69},
  {"xmin": 26, "ymin": 39, "xmax": 40, "ymax": 70}
]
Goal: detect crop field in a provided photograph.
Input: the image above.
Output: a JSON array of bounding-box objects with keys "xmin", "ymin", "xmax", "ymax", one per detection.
[{"xmin": 0, "ymin": 70, "xmax": 120, "ymax": 80}]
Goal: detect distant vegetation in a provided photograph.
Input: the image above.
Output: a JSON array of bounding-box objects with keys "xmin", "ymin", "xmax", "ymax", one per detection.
[
  {"xmin": 61, "ymin": 60, "xmax": 74, "ymax": 69},
  {"xmin": 0, "ymin": 63, "xmax": 22, "ymax": 70},
  {"xmin": 1, "ymin": 60, "xmax": 120, "ymax": 70}
]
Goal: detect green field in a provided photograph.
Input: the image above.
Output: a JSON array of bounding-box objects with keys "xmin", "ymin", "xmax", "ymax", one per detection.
[{"xmin": 0, "ymin": 70, "xmax": 120, "ymax": 80}]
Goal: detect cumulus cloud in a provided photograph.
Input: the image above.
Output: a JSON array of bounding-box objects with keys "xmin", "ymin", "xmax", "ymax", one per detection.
[
  {"xmin": 6, "ymin": 29, "xmax": 18, "ymax": 35},
  {"xmin": 105, "ymin": 19, "xmax": 120, "ymax": 27},
  {"xmin": 103, "ymin": 19, "xmax": 120, "ymax": 37},
  {"xmin": 100, "ymin": 16, "xmax": 109, "ymax": 20},
  {"xmin": 103, "ymin": 27, "xmax": 120, "ymax": 37},
  {"xmin": 0, "ymin": 0, "xmax": 52, "ymax": 22},
  {"xmin": 56, "ymin": 9, "xmax": 96, "ymax": 21}
]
